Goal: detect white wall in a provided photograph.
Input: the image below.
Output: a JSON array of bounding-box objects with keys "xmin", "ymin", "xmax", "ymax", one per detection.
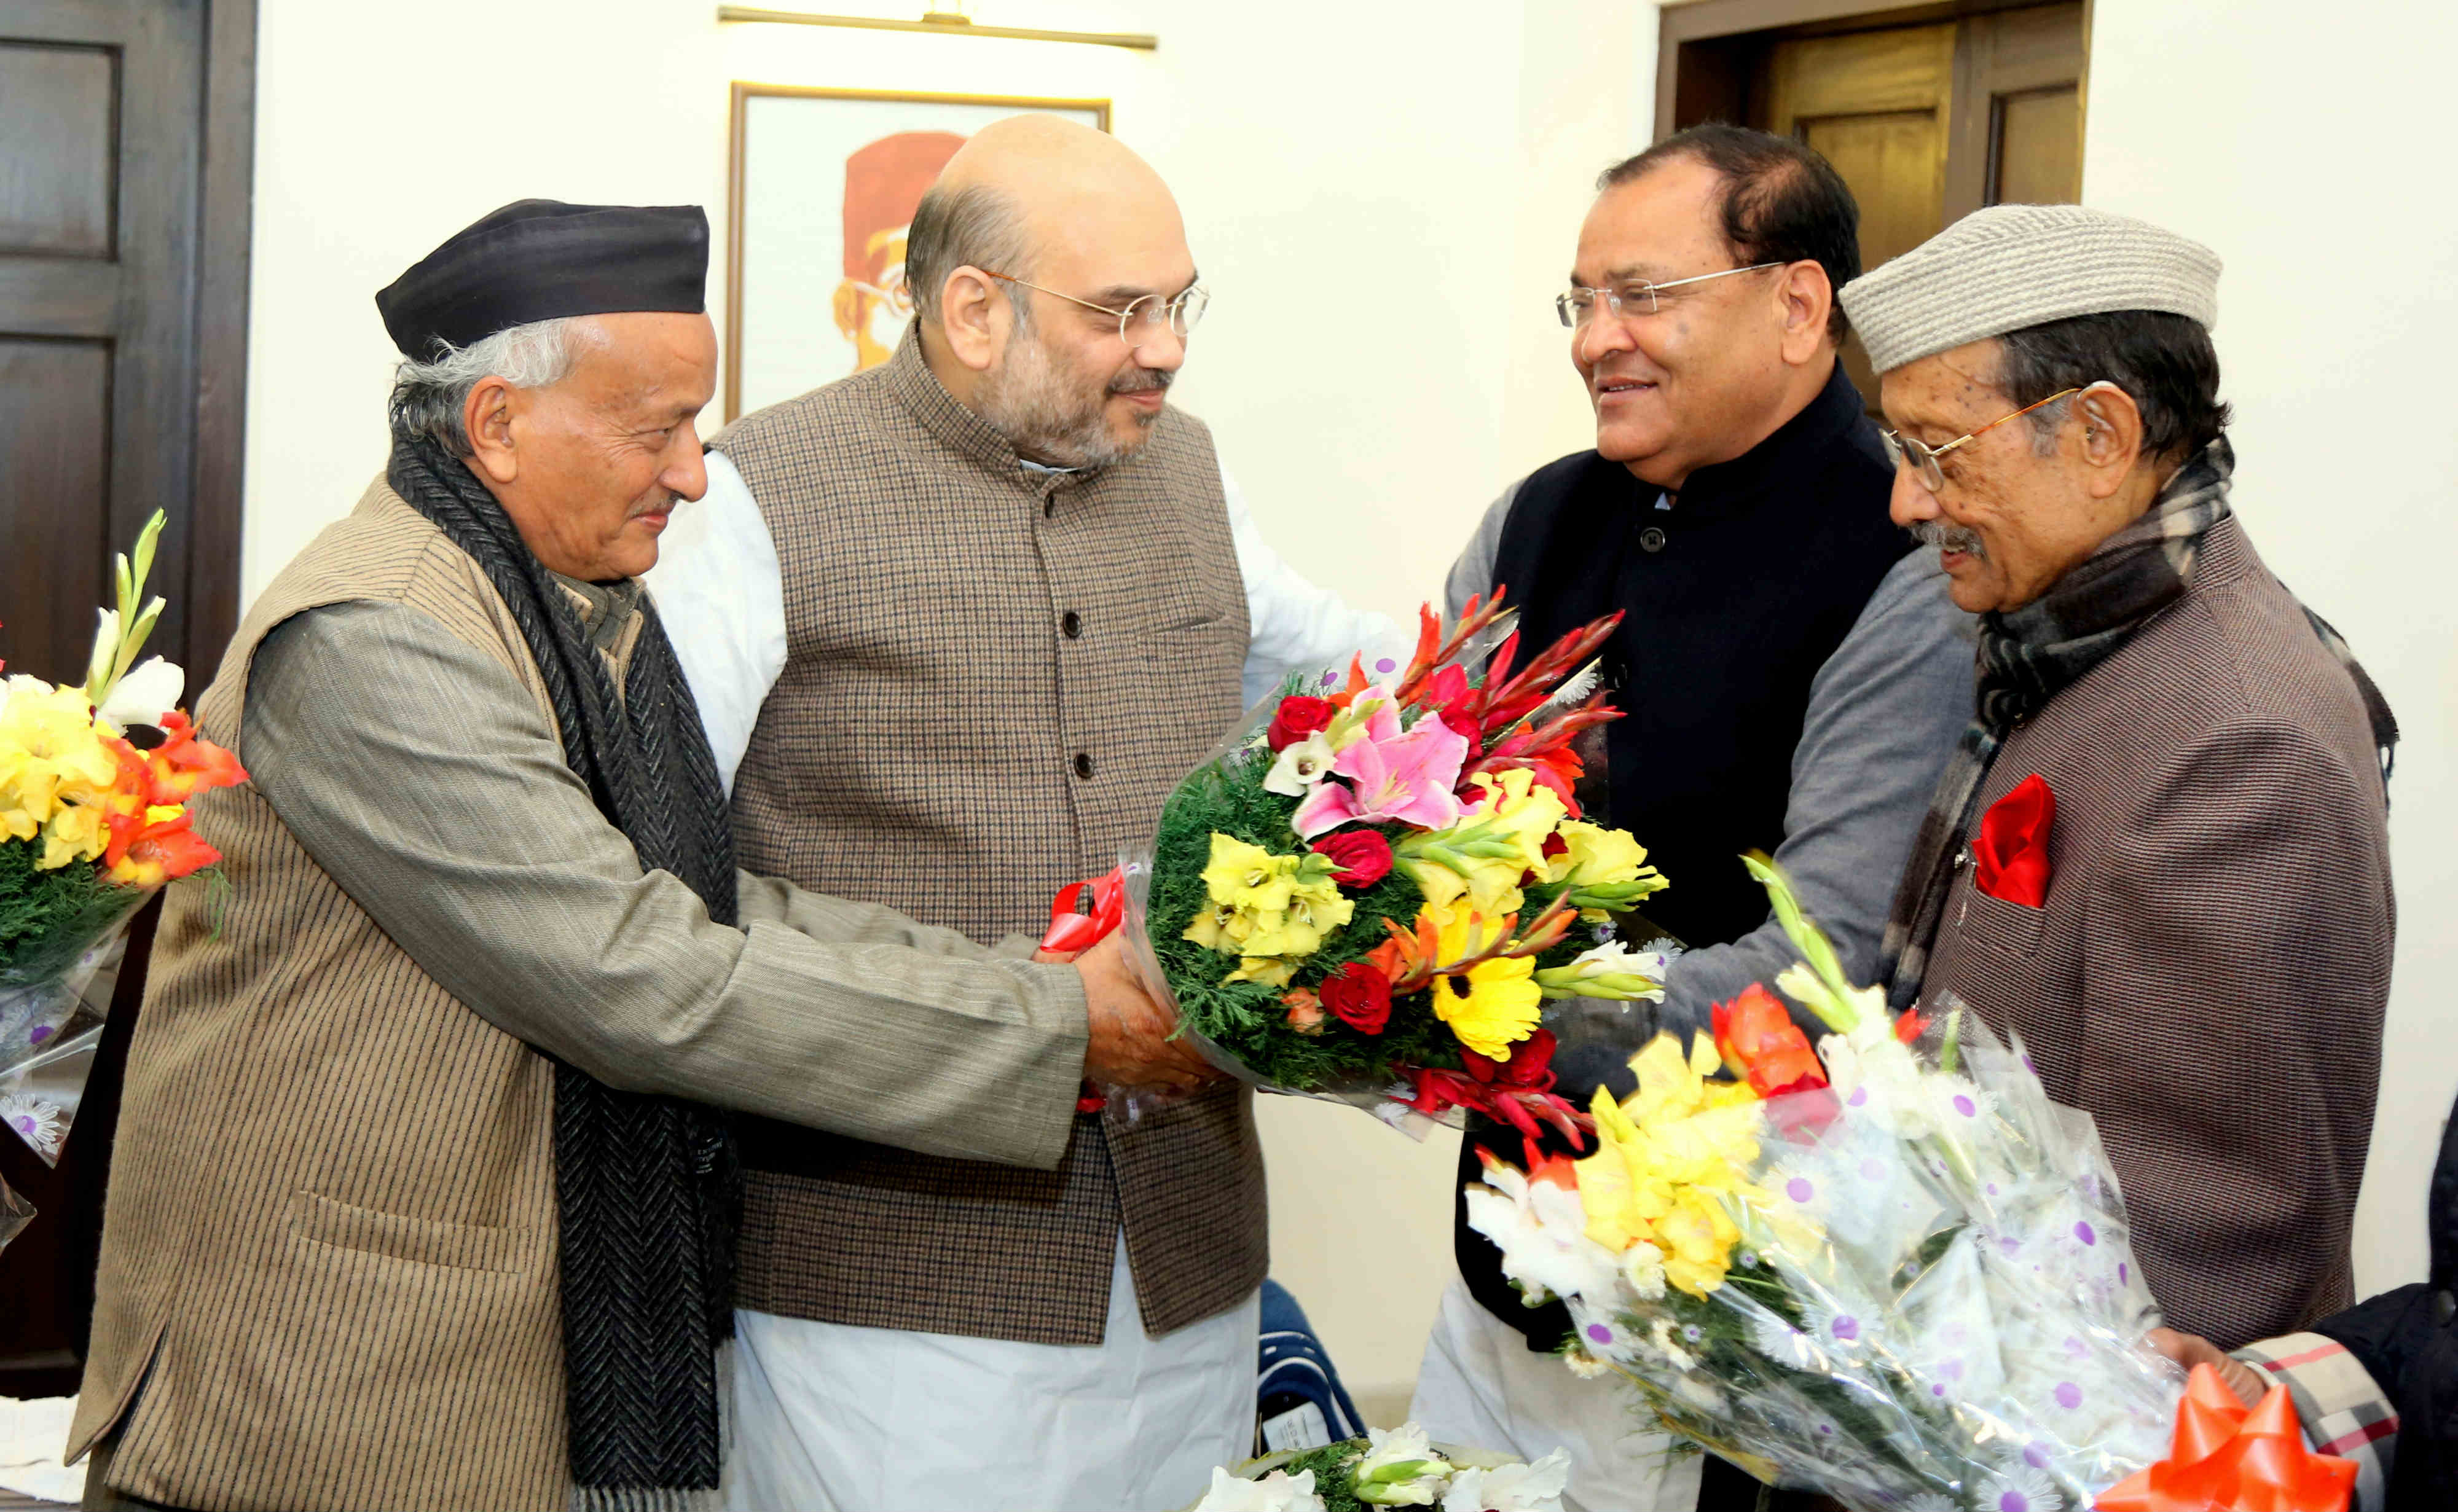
[
  {"xmin": 2083, "ymin": 0, "xmax": 2458, "ymax": 1301},
  {"xmin": 241, "ymin": 0, "xmax": 1657, "ymax": 1413}
]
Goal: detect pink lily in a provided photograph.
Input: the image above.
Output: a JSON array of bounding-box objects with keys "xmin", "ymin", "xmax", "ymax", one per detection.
[{"xmin": 1293, "ymin": 693, "xmax": 1469, "ymax": 838}]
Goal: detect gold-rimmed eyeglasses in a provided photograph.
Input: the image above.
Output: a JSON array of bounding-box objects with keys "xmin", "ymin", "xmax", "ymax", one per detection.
[
  {"xmin": 979, "ymin": 269, "xmax": 1211, "ymax": 345},
  {"xmin": 1555, "ymin": 262, "xmax": 1785, "ymax": 326},
  {"xmin": 1879, "ymin": 388, "xmax": 2085, "ymax": 493}
]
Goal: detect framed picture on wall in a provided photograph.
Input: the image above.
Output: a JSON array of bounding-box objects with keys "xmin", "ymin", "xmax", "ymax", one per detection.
[{"xmin": 724, "ymin": 84, "xmax": 1112, "ymax": 421}]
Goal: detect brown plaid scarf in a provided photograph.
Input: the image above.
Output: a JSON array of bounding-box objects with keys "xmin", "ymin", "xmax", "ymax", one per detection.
[{"xmin": 1878, "ymin": 437, "xmax": 2397, "ymax": 1009}]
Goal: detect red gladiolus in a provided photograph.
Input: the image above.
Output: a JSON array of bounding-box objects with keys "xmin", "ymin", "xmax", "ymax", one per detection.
[
  {"xmin": 1320, "ymin": 962, "xmax": 1392, "ymax": 1034},
  {"xmin": 1267, "ymin": 695, "xmax": 1336, "ymax": 751},
  {"xmin": 1313, "ymin": 829, "xmax": 1393, "ymax": 888},
  {"xmin": 1711, "ymin": 984, "xmax": 1829, "ymax": 1099}
]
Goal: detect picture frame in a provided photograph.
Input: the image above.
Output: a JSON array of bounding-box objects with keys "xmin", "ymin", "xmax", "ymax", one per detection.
[{"xmin": 723, "ymin": 83, "xmax": 1113, "ymax": 421}]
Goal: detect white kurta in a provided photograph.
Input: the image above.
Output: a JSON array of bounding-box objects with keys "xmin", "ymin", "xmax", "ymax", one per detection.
[
  {"xmin": 648, "ymin": 450, "xmax": 1400, "ymax": 1512},
  {"xmin": 1410, "ymin": 1278, "xmax": 1702, "ymax": 1512}
]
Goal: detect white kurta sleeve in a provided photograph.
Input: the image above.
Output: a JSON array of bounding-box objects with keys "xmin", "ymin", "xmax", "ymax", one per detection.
[
  {"xmin": 643, "ymin": 450, "xmax": 788, "ymax": 794},
  {"xmin": 1225, "ymin": 463, "xmax": 1407, "ymax": 706}
]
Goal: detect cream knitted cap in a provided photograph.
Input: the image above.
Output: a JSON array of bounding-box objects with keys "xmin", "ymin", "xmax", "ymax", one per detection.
[{"xmin": 1840, "ymin": 203, "xmax": 2221, "ymax": 374}]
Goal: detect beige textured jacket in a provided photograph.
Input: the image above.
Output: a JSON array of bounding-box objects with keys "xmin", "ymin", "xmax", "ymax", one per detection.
[{"xmin": 71, "ymin": 482, "xmax": 1089, "ymax": 1511}]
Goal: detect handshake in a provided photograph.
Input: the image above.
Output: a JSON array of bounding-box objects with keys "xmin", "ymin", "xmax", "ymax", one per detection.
[{"xmin": 1040, "ymin": 933, "xmax": 1228, "ymax": 1096}]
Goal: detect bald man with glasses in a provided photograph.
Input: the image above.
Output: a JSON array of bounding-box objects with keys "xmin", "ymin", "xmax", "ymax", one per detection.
[
  {"xmin": 646, "ymin": 114, "xmax": 1397, "ymax": 1511},
  {"xmin": 1413, "ymin": 124, "xmax": 1976, "ymax": 1512}
]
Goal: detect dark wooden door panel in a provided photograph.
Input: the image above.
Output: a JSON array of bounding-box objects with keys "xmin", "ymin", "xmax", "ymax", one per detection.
[
  {"xmin": 0, "ymin": 337, "xmax": 112, "ymax": 682},
  {"xmin": 0, "ymin": 41, "xmax": 117, "ymax": 259},
  {"xmin": 0, "ymin": 0, "xmax": 251, "ymax": 1398}
]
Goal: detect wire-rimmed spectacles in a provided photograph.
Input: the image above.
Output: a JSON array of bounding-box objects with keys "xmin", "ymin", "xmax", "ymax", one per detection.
[
  {"xmin": 980, "ymin": 269, "xmax": 1211, "ymax": 345},
  {"xmin": 1879, "ymin": 387, "xmax": 2086, "ymax": 493},
  {"xmin": 1555, "ymin": 262, "xmax": 1784, "ymax": 326}
]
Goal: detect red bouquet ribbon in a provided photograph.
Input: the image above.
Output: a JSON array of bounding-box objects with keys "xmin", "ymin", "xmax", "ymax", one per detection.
[
  {"xmin": 1973, "ymin": 772, "xmax": 2055, "ymax": 907},
  {"xmin": 2095, "ymin": 1364, "xmax": 2356, "ymax": 1511},
  {"xmin": 1042, "ymin": 866, "xmax": 1126, "ymax": 954}
]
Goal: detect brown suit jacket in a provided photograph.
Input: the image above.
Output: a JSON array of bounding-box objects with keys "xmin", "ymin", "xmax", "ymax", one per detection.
[{"xmin": 1922, "ymin": 515, "xmax": 2392, "ymax": 1348}]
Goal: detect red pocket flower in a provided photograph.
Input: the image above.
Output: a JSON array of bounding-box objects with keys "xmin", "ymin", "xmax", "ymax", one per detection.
[
  {"xmin": 1711, "ymin": 984, "xmax": 1828, "ymax": 1099},
  {"xmin": 1320, "ymin": 962, "xmax": 1392, "ymax": 1034},
  {"xmin": 1266, "ymin": 695, "xmax": 1336, "ymax": 751},
  {"xmin": 1313, "ymin": 829, "xmax": 1393, "ymax": 888},
  {"xmin": 1973, "ymin": 773, "xmax": 2055, "ymax": 909}
]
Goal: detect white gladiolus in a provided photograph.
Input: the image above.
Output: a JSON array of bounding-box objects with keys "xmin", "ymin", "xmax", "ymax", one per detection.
[
  {"xmin": 1353, "ymin": 1423, "xmax": 1452, "ymax": 1506},
  {"xmin": 1262, "ymin": 732, "xmax": 1337, "ymax": 796},
  {"xmin": 1193, "ymin": 1467, "xmax": 1325, "ymax": 1512},
  {"xmin": 96, "ymin": 656, "xmax": 184, "ymax": 728},
  {"xmin": 1439, "ymin": 1448, "xmax": 1571, "ymax": 1512}
]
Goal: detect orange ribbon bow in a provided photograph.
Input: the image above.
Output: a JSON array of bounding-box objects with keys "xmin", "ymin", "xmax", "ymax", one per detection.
[
  {"xmin": 1042, "ymin": 866, "xmax": 1126, "ymax": 955},
  {"xmin": 2095, "ymin": 1364, "xmax": 2357, "ymax": 1512}
]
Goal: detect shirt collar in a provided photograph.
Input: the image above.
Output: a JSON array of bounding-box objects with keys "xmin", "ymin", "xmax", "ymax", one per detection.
[{"xmin": 551, "ymin": 573, "xmax": 643, "ymax": 655}]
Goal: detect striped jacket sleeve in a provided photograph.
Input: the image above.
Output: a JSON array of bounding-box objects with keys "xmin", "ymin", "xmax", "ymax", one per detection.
[{"xmin": 2235, "ymin": 1331, "xmax": 2397, "ymax": 1510}]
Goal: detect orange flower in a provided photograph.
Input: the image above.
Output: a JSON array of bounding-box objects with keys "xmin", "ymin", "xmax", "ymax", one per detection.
[
  {"xmin": 1711, "ymin": 984, "xmax": 1829, "ymax": 1099},
  {"xmin": 141, "ymin": 712, "xmax": 246, "ymax": 804},
  {"xmin": 104, "ymin": 804, "xmax": 221, "ymax": 888}
]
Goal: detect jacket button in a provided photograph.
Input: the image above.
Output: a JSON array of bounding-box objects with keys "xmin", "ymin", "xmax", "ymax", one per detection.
[
  {"xmin": 1062, "ymin": 610, "xmax": 1083, "ymax": 639},
  {"xmin": 1639, "ymin": 527, "xmax": 1668, "ymax": 553},
  {"xmin": 1073, "ymin": 752, "xmax": 1094, "ymax": 780}
]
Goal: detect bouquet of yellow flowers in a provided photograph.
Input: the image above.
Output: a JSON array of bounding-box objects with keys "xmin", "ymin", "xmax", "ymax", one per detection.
[{"xmin": 1, "ymin": 512, "xmax": 246, "ymax": 1163}]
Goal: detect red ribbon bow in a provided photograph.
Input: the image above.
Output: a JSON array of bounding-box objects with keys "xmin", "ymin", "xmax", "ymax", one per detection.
[
  {"xmin": 1042, "ymin": 866, "xmax": 1126, "ymax": 955},
  {"xmin": 2094, "ymin": 1364, "xmax": 2357, "ymax": 1512},
  {"xmin": 1973, "ymin": 772, "xmax": 2055, "ymax": 908}
]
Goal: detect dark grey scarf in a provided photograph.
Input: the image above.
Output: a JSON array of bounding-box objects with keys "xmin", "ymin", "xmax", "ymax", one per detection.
[
  {"xmin": 388, "ymin": 436, "xmax": 740, "ymax": 1505},
  {"xmin": 1879, "ymin": 437, "xmax": 2398, "ymax": 1009}
]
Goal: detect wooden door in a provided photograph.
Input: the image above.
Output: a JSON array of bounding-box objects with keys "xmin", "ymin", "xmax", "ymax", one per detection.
[
  {"xmin": 0, "ymin": 0, "xmax": 251, "ymax": 1399},
  {"xmin": 1690, "ymin": 2, "xmax": 2086, "ymax": 405}
]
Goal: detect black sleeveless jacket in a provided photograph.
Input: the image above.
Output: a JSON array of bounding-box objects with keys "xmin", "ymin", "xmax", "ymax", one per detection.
[{"xmin": 1457, "ymin": 362, "xmax": 1911, "ymax": 1346}]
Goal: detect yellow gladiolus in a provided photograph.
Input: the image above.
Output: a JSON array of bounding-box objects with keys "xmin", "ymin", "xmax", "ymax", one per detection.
[
  {"xmin": 1183, "ymin": 832, "xmax": 1352, "ymax": 985},
  {"xmin": 0, "ymin": 680, "xmax": 124, "ymax": 860},
  {"xmin": 1573, "ymin": 1030, "xmax": 1772, "ymax": 1297},
  {"xmin": 1548, "ymin": 821, "xmax": 1651, "ymax": 888},
  {"xmin": 1423, "ymin": 903, "xmax": 1541, "ymax": 1060}
]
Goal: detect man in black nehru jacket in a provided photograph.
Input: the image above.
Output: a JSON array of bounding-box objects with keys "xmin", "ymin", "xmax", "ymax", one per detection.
[{"xmin": 1408, "ymin": 126, "xmax": 1974, "ymax": 1512}]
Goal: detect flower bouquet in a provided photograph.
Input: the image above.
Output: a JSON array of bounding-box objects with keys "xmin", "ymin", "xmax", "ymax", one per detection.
[
  {"xmin": 1, "ymin": 511, "xmax": 246, "ymax": 1164},
  {"xmin": 1463, "ymin": 859, "xmax": 2250, "ymax": 1512},
  {"xmin": 1051, "ymin": 595, "xmax": 1676, "ymax": 1138},
  {"xmin": 1189, "ymin": 1422, "xmax": 1571, "ymax": 1512}
]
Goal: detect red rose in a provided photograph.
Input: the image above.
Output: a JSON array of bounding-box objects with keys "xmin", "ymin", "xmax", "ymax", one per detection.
[
  {"xmin": 1320, "ymin": 962, "xmax": 1392, "ymax": 1034},
  {"xmin": 1266, "ymin": 695, "xmax": 1336, "ymax": 751},
  {"xmin": 1313, "ymin": 829, "xmax": 1393, "ymax": 888}
]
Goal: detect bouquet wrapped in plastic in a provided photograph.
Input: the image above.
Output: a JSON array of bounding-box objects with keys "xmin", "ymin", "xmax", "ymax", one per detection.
[
  {"xmin": 1188, "ymin": 1422, "xmax": 1571, "ymax": 1512},
  {"xmin": 1049, "ymin": 595, "xmax": 1678, "ymax": 1137},
  {"xmin": 2, "ymin": 511, "xmax": 248, "ymax": 1164},
  {"xmin": 1464, "ymin": 859, "xmax": 2275, "ymax": 1512}
]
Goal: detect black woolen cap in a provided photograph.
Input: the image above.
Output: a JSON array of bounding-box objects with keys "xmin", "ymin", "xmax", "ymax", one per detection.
[{"xmin": 375, "ymin": 200, "xmax": 710, "ymax": 360}]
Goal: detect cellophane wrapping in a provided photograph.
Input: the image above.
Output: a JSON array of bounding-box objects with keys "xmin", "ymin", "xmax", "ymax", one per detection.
[
  {"xmin": 0, "ymin": 906, "xmax": 138, "ymax": 1165},
  {"xmin": 1477, "ymin": 1005, "xmax": 2183, "ymax": 1512}
]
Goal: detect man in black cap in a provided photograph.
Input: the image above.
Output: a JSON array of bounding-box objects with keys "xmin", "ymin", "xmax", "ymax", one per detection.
[{"xmin": 68, "ymin": 200, "xmax": 1204, "ymax": 1512}]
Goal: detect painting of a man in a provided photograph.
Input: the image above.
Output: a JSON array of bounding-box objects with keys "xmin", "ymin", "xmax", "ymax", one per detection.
[{"xmin": 831, "ymin": 130, "xmax": 964, "ymax": 372}]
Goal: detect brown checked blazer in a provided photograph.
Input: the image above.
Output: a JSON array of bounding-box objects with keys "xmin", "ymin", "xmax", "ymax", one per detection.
[{"xmin": 1921, "ymin": 514, "xmax": 2393, "ymax": 1349}]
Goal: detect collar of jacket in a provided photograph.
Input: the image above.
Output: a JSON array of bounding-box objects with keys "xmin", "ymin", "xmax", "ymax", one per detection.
[
  {"xmin": 1661, "ymin": 358, "xmax": 1870, "ymax": 518},
  {"xmin": 881, "ymin": 321, "xmax": 1118, "ymax": 496}
]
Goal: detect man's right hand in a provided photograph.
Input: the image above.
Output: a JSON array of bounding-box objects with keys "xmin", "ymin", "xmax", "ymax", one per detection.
[{"xmin": 1073, "ymin": 933, "xmax": 1222, "ymax": 1093}]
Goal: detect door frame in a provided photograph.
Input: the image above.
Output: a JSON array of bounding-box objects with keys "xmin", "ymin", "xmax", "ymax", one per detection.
[
  {"xmin": 185, "ymin": 0, "xmax": 256, "ymax": 691},
  {"xmin": 1654, "ymin": 0, "xmax": 2092, "ymax": 151}
]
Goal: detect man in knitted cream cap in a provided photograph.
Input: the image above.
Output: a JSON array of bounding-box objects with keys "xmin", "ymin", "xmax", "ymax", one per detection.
[{"xmin": 1843, "ymin": 204, "xmax": 2400, "ymax": 1349}]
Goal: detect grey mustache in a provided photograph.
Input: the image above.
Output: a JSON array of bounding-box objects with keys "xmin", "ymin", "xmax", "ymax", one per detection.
[
  {"xmin": 1911, "ymin": 519, "xmax": 1986, "ymax": 557},
  {"xmin": 1109, "ymin": 369, "xmax": 1174, "ymax": 395}
]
